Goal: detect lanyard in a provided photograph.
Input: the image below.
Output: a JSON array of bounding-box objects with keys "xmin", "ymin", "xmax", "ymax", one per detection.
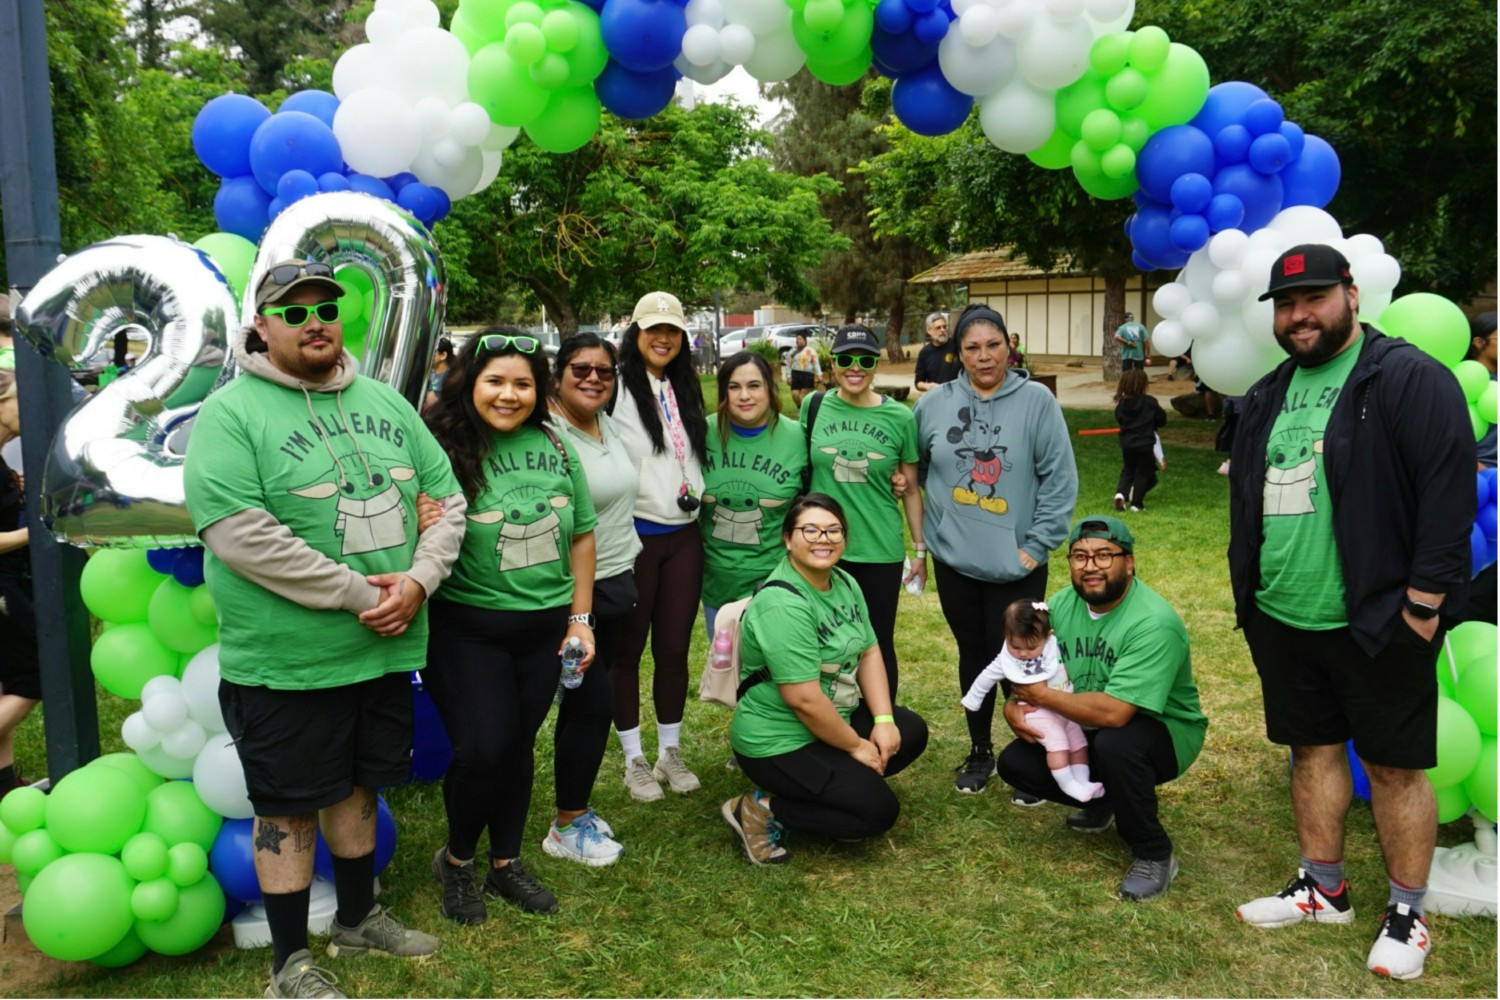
[{"xmin": 657, "ymin": 378, "xmax": 692, "ymax": 489}]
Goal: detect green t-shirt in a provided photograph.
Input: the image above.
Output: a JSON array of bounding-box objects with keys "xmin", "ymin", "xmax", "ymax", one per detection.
[
  {"xmin": 730, "ymin": 559, "xmax": 878, "ymax": 759},
  {"xmin": 700, "ymin": 414, "xmax": 808, "ymax": 608},
  {"xmin": 1256, "ymin": 337, "xmax": 1362, "ymax": 629},
  {"xmin": 1048, "ymin": 579, "xmax": 1207, "ymax": 776},
  {"xmin": 800, "ymin": 391, "xmax": 918, "ymax": 564},
  {"xmin": 185, "ymin": 374, "xmax": 461, "ymax": 690},
  {"xmin": 1117, "ymin": 322, "xmax": 1147, "ymax": 361},
  {"xmin": 437, "ymin": 425, "xmax": 597, "ymax": 612}
]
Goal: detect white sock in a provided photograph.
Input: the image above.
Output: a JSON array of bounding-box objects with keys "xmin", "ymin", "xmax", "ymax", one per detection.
[
  {"xmin": 658, "ymin": 721, "xmax": 682, "ymax": 753},
  {"xmin": 1069, "ymin": 764, "xmax": 1093, "ymax": 784},
  {"xmin": 617, "ymin": 726, "xmax": 644, "ymax": 762},
  {"xmin": 1052, "ymin": 768, "xmax": 1104, "ymax": 803}
]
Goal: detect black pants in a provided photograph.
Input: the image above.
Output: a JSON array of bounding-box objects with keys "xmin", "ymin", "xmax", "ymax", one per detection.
[
  {"xmin": 425, "ymin": 600, "xmax": 567, "ymax": 861},
  {"xmin": 840, "ymin": 560, "xmax": 903, "ymax": 701},
  {"xmin": 616, "ymin": 526, "xmax": 703, "ymax": 729},
  {"xmin": 1115, "ymin": 447, "xmax": 1158, "ymax": 509},
  {"xmin": 998, "ymin": 714, "xmax": 1179, "ymax": 861},
  {"xmin": 932, "ymin": 559, "xmax": 1049, "ymax": 748},
  {"xmin": 552, "ymin": 579, "xmax": 630, "ymax": 811},
  {"xmin": 736, "ymin": 705, "xmax": 929, "ymax": 840},
  {"xmin": 1121, "ymin": 358, "xmax": 1144, "ymax": 371}
]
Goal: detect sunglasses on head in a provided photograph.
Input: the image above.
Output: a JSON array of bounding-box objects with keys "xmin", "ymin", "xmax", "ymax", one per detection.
[
  {"xmin": 567, "ymin": 362, "xmax": 616, "ymax": 382},
  {"xmin": 477, "ymin": 333, "xmax": 541, "ymax": 354},
  {"xmin": 261, "ymin": 301, "xmax": 341, "ymax": 326},
  {"xmin": 833, "ymin": 354, "xmax": 879, "ymax": 370},
  {"xmin": 263, "ymin": 262, "xmax": 335, "ymax": 287}
]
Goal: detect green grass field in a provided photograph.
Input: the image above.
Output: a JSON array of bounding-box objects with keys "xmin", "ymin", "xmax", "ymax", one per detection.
[{"xmin": 7, "ymin": 393, "xmax": 1497, "ymax": 998}]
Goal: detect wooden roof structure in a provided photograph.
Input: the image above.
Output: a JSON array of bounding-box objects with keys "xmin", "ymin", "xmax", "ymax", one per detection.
[{"xmin": 907, "ymin": 247, "xmax": 1085, "ymax": 284}]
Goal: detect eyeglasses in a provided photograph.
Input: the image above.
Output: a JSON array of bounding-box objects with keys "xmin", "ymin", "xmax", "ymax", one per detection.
[
  {"xmin": 568, "ymin": 363, "xmax": 616, "ymax": 382},
  {"xmin": 263, "ymin": 262, "xmax": 335, "ymax": 287},
  {"xmin": 261, "ymin": 301, "xmax": 341, "ymax": 326},
  {"xmin": 795, "ymin": 524, "xmax": 845, "ymax": 542},
  {"xmin": 478, "ymin": 334, "xmax": 541, "ymax": 354},
  {"xmin": 1068, "ymin": 548, "xmax": 1124, "ymax": 568},
  {"xmin": 833, "ymin": 354, "xmax": 879, "ymax": 370}
]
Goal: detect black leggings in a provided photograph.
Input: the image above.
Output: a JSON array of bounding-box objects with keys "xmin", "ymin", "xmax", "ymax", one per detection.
[
  {"xmin": 1115, "ymin": 447, "xmax": 1158, "ymax": 509},
  {"xmin": 839, "ymin": 560, "xmax": 903, "ymax": 701},
  {"xmin": 615, "ymin": 526, "xmax": 703, "ymax": 730},
  {"xmin": 932, "ymin": 559, "xmax": 1049, "ymax": 749},
  {"xmin": 736, "ymin": 705, "xmax": 929, "ymax": 840},
  {"xmin": 552, "ymin": 583, "xmax": 628, "ymax": 812},
  {"xmin": 425, "ymin": 600, "xmax": 567, "ymax": 861}
]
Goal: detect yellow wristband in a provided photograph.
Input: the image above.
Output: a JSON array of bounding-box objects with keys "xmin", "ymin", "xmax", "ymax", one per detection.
[{"xmin": 873, "ymin": 714, "xmax": 895, "ymax": 725}]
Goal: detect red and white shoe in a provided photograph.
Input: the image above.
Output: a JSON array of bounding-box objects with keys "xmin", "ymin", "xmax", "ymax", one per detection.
[
  {"xmin": 1367, "ymin": 903, "xmax": 1430, "ymax": 981},
  {"xmin": 1236, "ymin": 869, "xmax": 1355, "ymax": 928}
]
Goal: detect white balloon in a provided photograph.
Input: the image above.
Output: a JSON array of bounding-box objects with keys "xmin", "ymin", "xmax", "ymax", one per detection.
[
  {"xmin": 682, "ymin": 23, "xmax": 723, "ymax": 66},
  {"xmin": 1240, "ymin": 246, "xmax": 1283, "ymax": 299},
  {"xmin": 1016, "ymin": 12, "xmax": 1092, "ymax": 90},
  {"xmin": 412, "ymin": 143, "xmax": 484, "ymax": 197},
  {"xmin": 959, "ymin": 6, "xmax": 1000, "ymax": 45},
  {"xmin": 180, "ymin": 645, "xmax": 226, "ymax": 734},
  {"xmin": 743, "ymin": 23, "xmax": 805, "ymax": 82},
  {"xmin": 161, "ymin": 718, "xmax": 207, "ymax": 760},
  {"xmin": 481, "ymin": 123, "xmax": 521, "ymax": 152},
  {"xmin": 394, "ymin": 27, "xmax": 472, "ymax": 106},
  {"xmin": 1206, "ymin": 229, "xmax": 1250, "ymax": 271},
  {"xmin": 137, "ymin": 742, "xmax": 196, "ymax": 779},
  {"xmin": 193, "ymin": 735, "xmax": 254, "ymax": 820},
  {"xmin": 414, "ymin": 96, "xmax": 452, "ymax": 139},
  {"xmin": 1354, "ymin": 253, "xmax": 1401, "ymax": 319},
  {"xmin": 332, "ymin": 44, "xmax": 387, "ymax": 100},
  {"xmin": 994, "ymin": 0, "xmax": 1039, "ymax": 39},
  {"xmin": 1152, "ymin": 281, "xmax": 1192, "ymax": 320},
  {"xmin": 950, "ymin": 0, "xmax": 983, "ymax": 14},
  {"xmin": 1088, "ymin": 0, "xmax": 1133, "ymax": 34},
  {"xmin": 1180, "ymin": 301, "xmax": 1222, "ymax": 341},
  {"xmin": 141, "ymin": 674, "xmax": 181, "ymax": 705},
  {"xmin": 1343, "ymin": 232, "xmax": 1385, "ymax": 262},
  {"xmin": 940, "ymin": 31, "xmax": 1017, "ymax": 98},
  {"xmin": 1046, "ymin": 0, "xmax": 1087, "ymax": 22},
  {"xmin": 122, "ymin": 712, "xmax": 162, "ymax": 752},
  {"xmin": 1239, "ymin": 295, "xmax": 1275, "ymax": 344},
  {"xmin": 1268, "ymin": 205, "xmax": 1343, "ymax": 244},
  {"xmin": 432, "ymin": 137, "xmax": 467, "ymax": 169},
  {"xmin": 686, "ymin": 0, "xmax": 726, "ymax": 27},
  {"xmin": 144, "ymin": 690, "xmax": 189, "ymax": 733},
  {"xmin": 469, "ymin": 150, "xmax": 504, "ymax": 197},
  {"xmin": 363, "ymin": 7, "xmax": 408, "ymax": 46},
  {"xmin": 978, "ymin": 79, "xmax": 1054, "ymax": 151},
  {"xmin": 1150, "ymin": 319, "xmax": 1190, "ymax": 356},
  {"xmin": 335, "ymin": 89, "xmax": 422, "ymax": 177},
  {"xmin": 724, "ymin": 0, "xmax": 789, "ymax": 34},
  {"xmin": 719, "ymin": 23, "xmax": 757, "ymax": 64},
  {"xmin": 676, "ymin": 55, "xmax": 734, "ymax": 84},
  {"xmin": 1211, "ymin": 270, "xmax": 1248, "ymax": 306},
  {"xmin": 408, "ymin": 0, "xmax": 442, "ymax": 28},
  {"xmin": 1193, "ymin": 332, "xmax": 1286, "ymax": 396},
  {"xmin": 1179, "ymin": 247, "xmax": 1218, "ymax": 303},
  {"xmin": 450, "ymin": 103, "xmax": 494, "ymax": 146}
]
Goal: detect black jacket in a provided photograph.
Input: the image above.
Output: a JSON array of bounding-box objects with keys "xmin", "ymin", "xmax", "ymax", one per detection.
[
  {"xmin": 914, "ymin": 342, "xmax": 961, "ymax": 386},
  {"xmin": 1115, "ymin": 395, "xmax": 1166, "ymax": 452},
  {"xmin": 1228, "ymin": 327, "xmax": 1475, "ymax": 656}
]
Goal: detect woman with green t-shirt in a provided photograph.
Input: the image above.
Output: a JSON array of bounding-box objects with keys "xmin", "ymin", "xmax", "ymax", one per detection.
[
  {"xmin": 701, "ymin": 351, "xmax": 807, "ymax": 636},
  {"xmin": 722, "ymin": 494, "xmax": 929, "ymax": 865},
  {"xmin": 800, "ymin": 325, "xmax": 926, "ymax": 700},
  {"xmin": 423, "ymin": 329, "xmax": 598, "ymax": 924}
]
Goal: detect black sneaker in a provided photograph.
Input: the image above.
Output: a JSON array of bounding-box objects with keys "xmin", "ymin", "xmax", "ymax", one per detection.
[
  {"xmin": 1066, "ymin": 803, "xmax": 1114, "ymax": 833},
  {"xmin": 954, "ymin": 744, "xmax": 996, "ymax": 795},
  {"xmin": 1010, "ymin": 789, "xmax": 1045, "ymax": 807},
  {"xmin": 484, "ymin": 858, "xmax": 558, "ymax": 915},
  {"xmin": 431, "ymin": 847, "xmax": 486, "ymax": 925},
  {"xmin": 1119, "ymin": 854, "xmax": 1178, "ymax": 901}
]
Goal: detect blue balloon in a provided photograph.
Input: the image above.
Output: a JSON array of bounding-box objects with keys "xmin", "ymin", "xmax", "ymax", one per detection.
[
  {"xmin": 317, "ymin": 172, "xmax": 352, "ymax": 193},
  {"xmin": 347, "ymin": 174, "xmax": 397, "ymax": 202},
  {"xmin": 1131, "ymin": 250, "xmax": 1157, "ymax": 272},
  {"xmin": 429, "ymin": 187, "xmax": 453, "ymax": 225},
  {"xmin": 891, "ymin": 63, "xmax": 973, "ymax": 137},
  {"xmin": 1128, "ymin": 202, "xmax": 1190, "ymax": 270},
  {"xmin": 1135, "ymin": 125, "xmax": 1214, "ymax": 203},
  {"xmin": 171, "ymin": 547, "xmax": 205, "ymax": 588},
  {"xmin": 599, "ymin": 0, "xmax": 687, "ymax": 74},
  {"xmin": 192, "ymin": 94, "xmax": 272, "ymax": 179},
  {"xmin": 1169, "ymin": 172, "xmax": 1213, "ymax": 214},
  {"xmin": 248, "ymin": 111, "xmax": 344, "ymax": 197},
  {"xmin": 396, "ymin": 182, "xmax": 442, "ymax": 225},
  {"xmin": 1277, "ymin": 121, "xmax": 1305, "ymax": 161},
  {"xmin": 1205, "ymin": 192, "xmax": 1245, "ymax": 232},
  {"xmin": 384, "ymin": 172, "xmax": 419, "ymax": 193},
  {"xmin": 1243, "ymin": 98, "xmax": 1284, "ymax": 137},
  {"xmin": 907, "ymin": 0, "xmax": 938, "ymax": 12},
  {"xmin": 870, "ymin": 25, "xmax": 938, "ymax": 76},
  {"xmin": 595, "ymin": 59, "xmax": 678, "ymax": 120},
  {"xmin": 410, "ymin": 674, "xmax": 454, "ymax": 783},
  {"xmin": 314, "ymin": 796, "xmax": 398, "ymax": 880},
  {"xmin": 912, "ymin": 8, "xmax": 950, "ymax": 44},
  {"xmin": 1169, "ymin": 213, "xmax": 1211, "ymax": 253},
  {"xmin": 1474, "ymin": 523, "xmax": 1490, "ymax": 575},
  {"xmin": 1483, "ymin": 466, "xmax": 1498, "ymax": 504},
  {"xmin": 210, "ymin": 819, "xmax": 262, "ymax": 905},
  {"xmin": 1479, "ymin": 473, "xmax": 1491, "ymax": 509},
  {"xmin": 276, "ymin": 169, "xmax": 320, "ymax": 205},
  {"xmin": 1213, "ymin": 124, "xmax": 1251, "ymax": 165},
  {"xmin": 213, "ymin": 176, "xmax": 272, "ymax": 243},
  {"xmin": 1249, "ymin": 133, "xmax": 1293, "ymax": 175},
  {"xmin": 1481, "ymin": 501, "xmax": 1499, "ymax": 542},
  {"xmin": 1213, "ymin": 164, "xmax": 1283, "ymax": 233},
  {"xmin": 267, "ymin": 196, "xmax": 287, "ymax": 221},
  {"xmin": 1189, "ymin": 80, "xmax": 1270, "ymax": 139},
  {"xmin": 875, "ymin": 0, "xmax": 913, "ymax": 32},
  {"xmin": 1279, "ymin": 133, "xmax": 1341, "ymax": 209},
  {"xmin": 278, "ymin": 90, "xmax": 340, "ymax": 128},
  {"xmin": 146, "ymin": 549, "xmax": 180, "ymax": 575}
]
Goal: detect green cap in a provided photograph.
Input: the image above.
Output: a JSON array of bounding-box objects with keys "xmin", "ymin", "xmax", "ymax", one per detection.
[{"xmin": 1067, "ymin": 515, "xmax": 1134, "ymax": 554}]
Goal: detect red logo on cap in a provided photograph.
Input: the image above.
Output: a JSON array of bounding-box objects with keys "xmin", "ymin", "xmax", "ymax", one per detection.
[{"xmin": 1283, "ymin": 254, "xmax": 1306, "ymax": 276}]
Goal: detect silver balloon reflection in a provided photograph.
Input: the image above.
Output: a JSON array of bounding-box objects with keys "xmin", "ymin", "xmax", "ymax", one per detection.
[
  {"xmin": 244, "ymin": 191, "xmax": 446, "ymax": 407},
  {"xmin": 16, "ymin": 236, "xmax": 239, "ymax": 548}
]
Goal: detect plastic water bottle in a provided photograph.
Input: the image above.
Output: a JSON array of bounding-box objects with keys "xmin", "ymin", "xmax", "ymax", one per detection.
[
  {"xmin": 560, "ymin": 637, "xmax": 586, "ymax": 690},
  {"xmin": 903, "ymin": 555, "xmax": 925, "ymax": 597},
  {"xmin": 709, "ymin": 626, "xmax": 733, "ymax": 671}
]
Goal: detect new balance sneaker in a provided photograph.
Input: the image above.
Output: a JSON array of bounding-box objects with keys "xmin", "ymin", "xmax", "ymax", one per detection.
[
  {"xmin": 653, "ymin": 746, "xmax": 702, "ymax": 794},
  {"xmin": 267, "ymin": 949, "xmax": 345, "ymax": 999},
  {"xmin": 1113, "ymin": 493, "xmax": 1126, "ymax": 511},
  {"xmin": 1367, "ymin": 903, "xmax": 1431, "ymax": 981},
  {"xmin": 1119, "ymin": 854, "xmax": 1179, "ymax": 902},
  {"xmin": 954, "ymin": 744, "xmax": 996, "ymax": 794},
  {"xmin": 624, "ymin": 755, "xmax": 665, "ymax": 802},
  {"xmin": 1236, "ymin": 869, "xmax": 1355, "ymax": 928},
  {"xmin": 721, "ymin": 791, "xmax": 789, "ymax": 866},
  {"xmin": 484, "ymin": 858, "xmax": 559, "ymax": 914},
  {"xmin": 431, "ymin": 847, "xmax": 486, "ymax": 926},
  {"xmin": 582, "ymin": 807, "xmax": 614, "ymax": 839},
  {"xmin": 1010, "ymin": 789, "xmax": 1046, "ymax": 807},
  {"xmin": 543, "ymin": 814, "xmax": 624, "ymax": 867},
  {"xmin": 1066, "ymin": 802, "xmax": 1114, "ymax": 833},
  {"xmin": 325, "ymin": 904, "xmax": 439, "ymax": 959}
]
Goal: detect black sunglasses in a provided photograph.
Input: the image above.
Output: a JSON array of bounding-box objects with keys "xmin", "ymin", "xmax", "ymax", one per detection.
[{"xmin": 264, "ymin": 262, "xmax": 335, "ymax": 287}]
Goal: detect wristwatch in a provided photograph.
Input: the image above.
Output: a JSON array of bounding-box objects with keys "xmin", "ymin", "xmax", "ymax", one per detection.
[
  {"xmin": 1402, "ymin": 596, "xmax": 1440, "ymax": 620},
  {"xmin": 568, "ymin": 613, "xmax": 596, "ymax": 629}
]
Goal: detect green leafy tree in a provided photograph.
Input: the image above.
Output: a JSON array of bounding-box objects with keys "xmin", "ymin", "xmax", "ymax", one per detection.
[{"xmin": 191, "ymin": 0, "xmax": 360, "ymax": 93}]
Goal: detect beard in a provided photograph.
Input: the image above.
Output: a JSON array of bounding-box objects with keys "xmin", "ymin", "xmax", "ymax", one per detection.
[
  {"xmin": 1072, "ymin": 570, "xmax": 1131, "ymax": 608},
  {"xmin": 1274, "ymin": 294, "xmax": 1358, "ymax": 367}
]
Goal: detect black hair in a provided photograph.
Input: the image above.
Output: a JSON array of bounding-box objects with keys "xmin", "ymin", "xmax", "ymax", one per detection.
[
  {"xmin": 1115, "ymin": 368, "xmax": 1149, "ymax": 402},
  {"xmin": 617, "ymin": 320, "xmax": 707, "ymax": 461},
  {"xmin": 425, "ymin": 325, "xmax": 551, "ymax": 502},
  {"xmin": 782, "ymin": 493, "xmax": 848, "ymax": 541},
  {"xmin": 1003, "ymin": 599, "xmax": 1050, "ymax": 645},
  {"xmin": 552, "ymin": 333, "xmax": 618, "ymax": 405},
  {"xmin": 715, "ymin": 351, "xmax": 781, "ymax": 454},
  {"xmin": 1466, "ymin": 311, "xmax": 1497, "ymax": 362},
  {"xmin": 435, "ymin": 336, "xmax": 454, "ymax": 358},
  {"xmin": 954, "ymin": 303, "xmax": 1008, "ymax": 347}
]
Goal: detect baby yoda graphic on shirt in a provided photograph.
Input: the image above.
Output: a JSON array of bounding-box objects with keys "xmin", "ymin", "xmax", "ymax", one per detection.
[
  {"xmin": 288, "ymin": 446, "xmax": 416, "ymax": 556},
  {"xmin": 468, "ymin": 485, "xmax": 570, "ymax": 571},
  {"xmin": 821, "ymin": 438, "xmax": 887, "ymax": 483},
  {"xmin": 1263, "ymin": 426, "xmax": 1323, "ymax": 516},
  {"xmin": 703, "ymin": 481, "xmax": 788, "ymax": 545}
]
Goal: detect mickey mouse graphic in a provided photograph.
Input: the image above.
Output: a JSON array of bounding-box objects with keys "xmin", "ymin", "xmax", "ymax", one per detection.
[{"xmin": 947, "ymin": 405, "xmax": 1010, "ymax": 514}]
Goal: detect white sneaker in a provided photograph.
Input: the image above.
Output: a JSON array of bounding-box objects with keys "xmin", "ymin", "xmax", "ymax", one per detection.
[
  {"xmin": 1113, "ymin": 493, "xmax": 1126, "ymax": 511},
  {"xmin": 542, "ymin": 814, "xmax": 623, "ymax": 867},
  {"xmin": 653, "ymin": 746, "xmax": 701, "ymax": 793},
  {"xmin": 1367, "ymin": 903, "xmax": 1430, "ymax": 981},
  {"xmin": 1237, "ymin": 869, "xmax": 1355, "ymax": 928},
  {"xmin": 623, "ymin": 756, "xmax": 664, "ymax": 801}
]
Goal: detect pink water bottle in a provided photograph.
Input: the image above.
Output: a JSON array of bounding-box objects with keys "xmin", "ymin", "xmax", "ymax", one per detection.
[{"xmin": 710, "ymin": 626, "xmax": 733, "ymax": 671}]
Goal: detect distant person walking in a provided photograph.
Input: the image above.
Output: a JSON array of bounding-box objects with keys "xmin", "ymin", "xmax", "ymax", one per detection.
[
  {"xmin": 1114, "ymin": 313, "xmax": 1150, "ymax": 372},
  {"xmin": 1113, "ymin": 369, "xmax": 1166, "ymax": 512}
]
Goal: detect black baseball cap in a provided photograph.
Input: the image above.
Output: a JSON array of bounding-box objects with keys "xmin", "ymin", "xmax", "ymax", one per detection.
[
  {"xmin": 831, "ymin": 325, "xmax": 881, "ymax": 355},
  {"xmin": 1258, "ymin": 243, "xmax": 1354, "ymax": 301},
  {"xmin": 1068, "ymin": 515, "xmax": 1134, "ymax": 554}
]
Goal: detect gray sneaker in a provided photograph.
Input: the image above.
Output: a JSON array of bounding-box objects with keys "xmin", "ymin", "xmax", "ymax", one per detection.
[
  {"xmin": 267, "ymin": 949, "xmax": 345, "ymax": 998},
  {"xmin": 325, "ymin": 904, "xmax": 439, "ymax": 960},
  {"xmin": 624, "ymin": 755, "xmax": 665, "ymax": 801},
  {"xmin": 653, "ymin": 746, "xmax": 701, "ymax": 793},
  {"xmin": 1066, "ymin": 803, "xmax": 1115, "ymax": 833},
  {"xmin": 1119, "ymin": 854, "xmax": 1179, "ymax": 902}
]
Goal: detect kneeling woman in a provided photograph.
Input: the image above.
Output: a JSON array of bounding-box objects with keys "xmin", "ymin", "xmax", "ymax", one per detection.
[
  {"xmin": 425, "ymin": 330, "xmax": 597, "ymax": 922},
  {"xmin": 722, "ymin": 495, "xmax": 929, "ymax": 865}
]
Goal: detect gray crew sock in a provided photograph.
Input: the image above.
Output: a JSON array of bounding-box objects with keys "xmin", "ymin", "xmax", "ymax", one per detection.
[
  {"xmin": 1388, "ymin": 878, "xmax": 1427, "ymax": 916},
  {"xmin": 1301, "ymin": 856, "xmax": 1345, "ymax": 896}
]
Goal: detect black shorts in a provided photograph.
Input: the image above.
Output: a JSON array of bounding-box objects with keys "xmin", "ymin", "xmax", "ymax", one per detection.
[
  {"xmin": 790, "ymin": 370, "xmax": 815, "ymax": 390},
  {"xmin": 1244, "ymin": 608, "xmax": 1438, "ymax": 769},
  {"xmin": 0, "ymin": 576, "xmax": 41, "ymax": 700},
  {"xmin": 219, "ymin": 671, "xmax": 413, "ymax": 816}
]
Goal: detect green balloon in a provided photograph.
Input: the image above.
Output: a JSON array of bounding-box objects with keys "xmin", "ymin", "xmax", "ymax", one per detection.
[
  {"xmin": 167, "ymin": 841, "xmax": 209, "ymax": 887},
  {"xmin": 793, "ymin": 0, "xmax": 871, "ymax": 62},
  {"xmin": 1434, "ymin": 780, "xmax": 1472, "ymax": 824},
  {"xmin": 1428, "ymin": 695, "xmax": 1482, "ymax": 788},
  {"xmin": 192, "ymin": 232, "xmax": 257, "ymax": 300},
  {"xmin": 1119, "ymin": 113, "xmax": 1151, "ymax": 152},
  {"xmin": 91, "ymin": 753, "xmax": 168, "ymax": 795},
  {"xmin": 1100, "ymin": 143, "xmax": 1136, "ymax": 179},
  {"xmin": 1071, "ymin": 144, "xmax": 1138, "ymax": 200},
  {"xmin": 46, "ymin": 763, "xmax": 149, "ymax": 855},
  {"xmin": 1089, "ymin": 33, "xmax": 1131, "ymax": 76},
  {"xmin": 91, "ymin": 622, "xmax": 178, "ymax": 699},
  {"xmin": 0, "ymin": 822, "xmax": 17, "ymax": 864},
  {"xmin": 148, "ymin": 577, "xmax": 219, "ymax": 655},
  {"xmin": 1127, "ymin": 25, "xmax": 1171, "ymax": 72},
  {"xmin": 1447, "ymin": 621, "xmax": 1498, "ymax": 676},
  {"xmin": 449, "ymin": 7, "xmax": 495, "ymax": 54},
  {"xmin": 1027, "ymin": 126, "xmax": 1076, "ymax": 170},
  {"xmin": 1380, "ymin": 293, "xmax": 1470, "ymax": 367},
  {"xmin": 336, "ymin": 264, "xmax": 375, "ymax": 298},
  {"xmin": 803, "ymin": 0, "xmax": 844, "ymax": 32},
  {"xmin": 1080, "ymin": 108, "xmax": 1122, "ymax": 151},
  {"xmin": 12, "ymin": 828, "xmax": 64, "ymax": 876},
  {"xmin": 143, "ymin": 781, "xmax": 223, "ymax": 852},
  {"xmin": 1105, "ymin": 67, "xmax": 1149, "ymax": 112},
  {"xmin": 91, "ymin": 927, "xmax": 149, "ymax": 969},
  {"xmin": 135, "ymin": 876, "xmax": 226, "ymax": 956},
  {"xmin": 1135, "ymin": 43, "xmax": 1210, "ymax": 130},
  {"xmin": 1453, "ymin": 359, "xmax": 1491, "ymax": 402},
  {"xmin": 1437, "ymin": 644, "xmax": 1457, "ymax": 697},
  {"xmin": 1479, "ymin": 381, "xmax": 1498, "ymax": 423},
  {"xmin": 530, "ymin": 51, "xmax": 572, "ymax": 89},
  {"xmin": 1056, "ymin": 69, "xmax": 1108, "ymax": 137},
  {"xmin": 458, "ymin": 0, "xmax": 521, "ymax": 42},
  {"xmin": 0, "ymin": 784, "xmax": 48, "ymax": 834},
  {"xmin": 122, "ymin": 832, "xmax": 171, "ymax": 882},
  {"xmin": 470, "ymin": 41, "xmax": 550, "ymax": 126},
  {"xmin": 132, "ymin": 877, "xmax": 180, "ymax": 923},
  {"xmin": 506, "ymin": 22, "xmax": 547, "ymax": 65},
  {"xmin": 335, "ymin": 281, "xmax": 367, "ymax": 324},
  {"xmin": 187, "ymin": 585, "xmax": 218, "ymax": 627},
  {"xmin": 542, "ymin": 8, "xmax": 579, "ymax": 51},
  {"xmin": 1463, "ymin": 736, "xmax": 1497, "ymax": 822},
  {"xmin": 505, "ymin": 0, "xmax": 545, "ymax": 28},
  {"xmin": 804, "ymin": 47, "xmax": 872, "ymax": 86},
  {"xmin": 564, "ymin": 4, "xmax": 610, "ymax": 87},
  {"xmin": 80, "ymin": 548, "xmax": 162, "ymax": 624},
  {"xmin": 22, "ymin": 853, "xmax": 135, "ymax": 962},
  {"xmin": 1456, "ymin": 653, "xmax": 1498, "ymax": 737},
  {"xmin": 524, "ymin": 86, "xmax": 600, "ymax": 153},
  {"xmin": 17, "ymin": 872, "xmax": 33, "ymax": 894}
]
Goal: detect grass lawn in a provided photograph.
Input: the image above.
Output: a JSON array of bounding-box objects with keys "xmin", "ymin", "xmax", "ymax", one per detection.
[{"xmin": 7, "ymin": 390, "xmax": 1497, "ymax": 998}]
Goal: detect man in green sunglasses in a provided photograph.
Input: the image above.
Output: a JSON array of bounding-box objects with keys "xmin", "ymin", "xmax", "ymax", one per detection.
[{"xmin": 250, "ymin": 259, "xmax": 347, "ymax": 382}]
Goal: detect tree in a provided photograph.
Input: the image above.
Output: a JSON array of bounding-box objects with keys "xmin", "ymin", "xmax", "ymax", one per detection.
[{"xmin": 190, "ymin": 0, "xmax": 360, "ymax": 94}]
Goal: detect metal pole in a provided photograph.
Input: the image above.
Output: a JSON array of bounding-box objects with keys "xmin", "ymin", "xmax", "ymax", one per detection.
[{"xmin": 0, "ymin": 0, "xmax": 100, "ymax": 780}]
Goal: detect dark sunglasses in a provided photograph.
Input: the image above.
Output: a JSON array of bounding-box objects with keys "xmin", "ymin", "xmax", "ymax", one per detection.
[
  {"xmin": 568, "ymin": 363, "xmax": 616, "ymax": 382},
  {"xmin": 264, "ymin": 262, "xmax": 335, "ymax": 287},
  {"xmin": 478, "ymin": 334, "xmax": 541, "ymax": 354},
  {"xmin": 261, "ymin": 301, "xmax": 341, "ymax": 326},
  {"xmin": 833, "ymin": 354, "xmax": 879, "ymax": 370}
]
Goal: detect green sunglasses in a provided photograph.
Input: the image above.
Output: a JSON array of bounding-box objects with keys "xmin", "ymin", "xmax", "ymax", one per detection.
[
  {"xmin": 833, "ymin": 354, "xmax": 879, "ymax": 370},
  {"xmin": 477, "ymin": 333, "xmax": 541, "ymax": 354},
  {"xmin": 262, "ymin": 301, "xmax": 341, "ymax": 326}
]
